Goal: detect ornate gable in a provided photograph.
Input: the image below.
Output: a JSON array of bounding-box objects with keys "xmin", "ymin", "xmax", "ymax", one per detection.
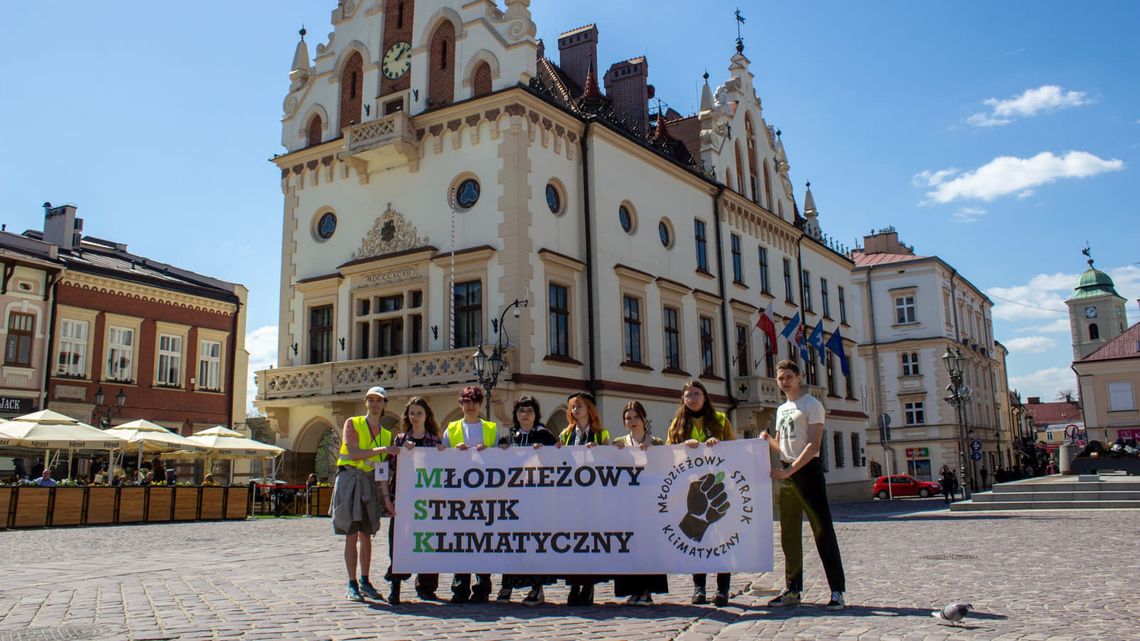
[{"xmin": 352, "ymin": 204, "xmax": 430, "ymax": 260}]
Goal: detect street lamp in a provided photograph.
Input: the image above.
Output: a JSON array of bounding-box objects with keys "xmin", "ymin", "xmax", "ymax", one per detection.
[
  {"xmin": 472, "ymin": 298, "xmax": 528, "ymax": 420},
  {"xmin": 942, "ymin": 346, "xmax": 973, "ymax": 499},
  {"xmin": 93, "ymin": 386, "xmax": 127, "ymax": 428}
]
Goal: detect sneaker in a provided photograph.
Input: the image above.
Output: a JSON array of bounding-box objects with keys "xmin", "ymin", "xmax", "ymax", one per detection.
[
  {"xmin": 450, "ymin": 593, "xmax": 470, "ymax": 604},
  {"xmin": 826, "ymin": 591, "xmax": 845, "ymax": 611},
  {"xmin": 417, "ymin": 590, "xmax": 440, "ymax": 601},
  {"xmin": 713, "ymin": 590, "xmax": 729, "ymax": 607},
  {"xmin": 625, "ymin": 593, "xmax": 642, "ymax": 606},
  {"xmin": 359, "ymin": 581, "xmax": 382, "ymax": 600},
  {"xmin": 767, "ymin": 590, "xmax": 801, "ymax": 607},
  {"xmin": 387, "ymin": 583, "xmax": 401, "ymax": 606},
  {"xmin": 521, "ymin": 587, "xmax": 544, "ymax": 607},
  {"xmin": 346, "ymin": 584, "xmax": 365, "ymax": 602},
  {"xmin": 496, "ymin": 587, "xmax": 513, "ymax": 603},
  {"xmin": 636, "ymin": 592, "xmax": 653, "ymax": 607},
  {"xmin": 691, "ymin": 587, "xmax": 707, "ymax": 605}
]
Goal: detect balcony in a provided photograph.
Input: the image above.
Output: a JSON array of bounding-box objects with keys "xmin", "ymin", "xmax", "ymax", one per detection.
[
  {"xmin": 255, "ymin": 348, "xmax": 485, "ymax": 403},
  {"xmin": 341, "ymin": 111, "xmax": 418, "ymax": 172},
  {"xmin": 738, "ymin": 376, "xmax": 782, "ymax": 406}
]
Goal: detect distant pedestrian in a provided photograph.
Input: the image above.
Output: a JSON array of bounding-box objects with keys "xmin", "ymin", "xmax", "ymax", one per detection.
[
  {"xmin": 939, "ymin": 465, "xmax": 957, "ymax": 504},
  {"xmin": 980, "ymin": 467, "xmax": 988, "ymax": 489}
]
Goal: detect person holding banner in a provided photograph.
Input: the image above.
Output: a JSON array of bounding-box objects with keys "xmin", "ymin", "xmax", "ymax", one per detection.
[
  {"xmin": 612, "ymin": 401, "xmax": 668, "ymax": 606},
  {"xmin": 442, "ymin": 386, "xmax": 498, "ymax": 604},
  {"xmin": 762, "ymin": 359, "xmax": 846, "ymax": 611},
  {"xmin": 558, "ymin": 391, "xmax": 611, "ymax": 606},
  {"xmin": 496, "ymin": 395, "xmax": 559, "ymax": 606},
  {"xmin": 386, "ymin": 397, "xmax": 443, "ymax": 604},
  {"xmin": 331, "ymin": 386, "xmax": 396, "ymax": 603},
  {"xmin": 666, "ymin": 380, "xmax": 737, "ymax": 607}
]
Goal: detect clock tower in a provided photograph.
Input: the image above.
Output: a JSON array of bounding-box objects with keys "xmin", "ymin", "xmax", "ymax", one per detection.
[
  {"xmin": 1066, "ymin": 249, "xmax": 1128, "ymax": 360},
  {"xmin": 379, "ymin": 0, "xmax": 414, "ymax": 111}
]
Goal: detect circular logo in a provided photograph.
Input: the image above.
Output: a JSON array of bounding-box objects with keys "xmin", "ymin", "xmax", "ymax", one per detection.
[{"xmin": 656, "ymin": 453, "xmax": 754, "ymax": 559}]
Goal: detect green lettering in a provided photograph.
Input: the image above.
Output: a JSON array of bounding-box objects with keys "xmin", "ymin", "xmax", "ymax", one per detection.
[
  {"xmin": 415, "ymin": 467, "xmax": 442, "ymax": 488},
  {"xmin": 414, "ymin": 499, "xmax": 427, "ymax": 520},
  {"xmin": 414, "ymin": 531, "xmax": 436, "ymax": 552}
]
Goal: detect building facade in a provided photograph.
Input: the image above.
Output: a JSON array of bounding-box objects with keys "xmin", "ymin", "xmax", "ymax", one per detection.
[
  {"xmin": 256, "ymin": 0, "xmax": 871, "ymax": 496},
  {"xmin": 0, "ymin": 232, "xmax": 62, "ymax": 418},
  {"xmin": 853, "ymin": 229, "xmax": 1011, "ymax": 486}
]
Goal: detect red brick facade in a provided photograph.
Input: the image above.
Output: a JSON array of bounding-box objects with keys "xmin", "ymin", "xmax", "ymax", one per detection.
[
  {"xmin": 339, "ymin": 51, "xmax": 364, "ymax": 133},
  {"xmin": 428, "ymin": 21, "xmax": 455, "ymax": 106},
  {"xmin": 472, "ymin": 61, "xmax": 492, "ymax": 97},
  {"xmin": 306, "ymin": 114, "xmax": 322, "ymax": 147}
]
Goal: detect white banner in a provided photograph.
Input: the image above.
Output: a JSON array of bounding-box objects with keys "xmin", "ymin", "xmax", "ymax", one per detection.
[{"xmin": 392, "ymin": 440, "xmax": 772, "ymax": 574}]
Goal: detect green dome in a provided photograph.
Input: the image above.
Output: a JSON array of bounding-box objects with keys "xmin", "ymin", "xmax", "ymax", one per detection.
[{"xmin": 1072, "ymin": 265, "xmax": 1121, "ymax": 300}]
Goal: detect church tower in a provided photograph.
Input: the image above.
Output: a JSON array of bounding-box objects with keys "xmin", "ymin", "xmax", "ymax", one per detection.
[{"xmin": 1066, "ymin": 249, "xmax": 1128, "ymax": 360}]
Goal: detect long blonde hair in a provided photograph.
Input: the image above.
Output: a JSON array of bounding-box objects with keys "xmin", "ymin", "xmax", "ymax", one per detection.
[{"xmin": 666, "ymin": 379, "xmax": 731, "ymax": 444}]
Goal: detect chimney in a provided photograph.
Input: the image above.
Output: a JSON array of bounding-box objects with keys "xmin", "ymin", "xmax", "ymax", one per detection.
[
  {"xmin": 861, "ymin": 227, "xmax": 911, "ymax": 255},
  {"xmin": 604, "ymin": 56, "xmax": 650, "ymax": 136},
  {"xmin": 1027, "ymin": 397, "xmax": 1041, "ymax": 405},
  {"xmin": 43, "ymin": 202, "xmax": 83, "ymax": 250},
  {"xmin": 557, "ymin": 24, "xmax": 597, "ymax": 91}
]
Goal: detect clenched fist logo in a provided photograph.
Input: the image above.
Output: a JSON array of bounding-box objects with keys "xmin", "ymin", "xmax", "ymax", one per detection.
[{"xmin": 678, "ymin": 472, "xmax": 730, "ymax": 542}]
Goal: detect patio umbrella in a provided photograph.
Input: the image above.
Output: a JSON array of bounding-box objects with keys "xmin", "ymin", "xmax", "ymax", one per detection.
[
  {"xmin": 185, "ymin": 426, "xmax": 284, "ymax": 484},
  {"xmin": 0, "ymin": 409, "xmax": 127, "ymax": 480},
  {"xmin": 106, "ymin": 419, "xmax": 210, "ymax": 475}
]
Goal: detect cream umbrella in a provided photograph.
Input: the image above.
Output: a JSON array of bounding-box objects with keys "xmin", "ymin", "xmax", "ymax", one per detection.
[
  {"xmin": 106, "ymin": 419, "xmax": 211, "ymax": 478},
  {"xmin": 185, "ymin": 426, "xmax": 284, "ymax": 484},
  {"xmin": 0, "ymin": 409, "xmax": 127, "ymax": 481}
]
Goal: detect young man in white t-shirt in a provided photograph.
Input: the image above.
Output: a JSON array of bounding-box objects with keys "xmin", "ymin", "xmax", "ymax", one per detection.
[{"xmin": 760, "ymin": 359, "xmax": 847, "ymax": 610}]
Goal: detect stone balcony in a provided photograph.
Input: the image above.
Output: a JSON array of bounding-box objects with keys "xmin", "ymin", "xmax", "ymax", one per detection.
[
  {"xmin": 738, "ymin": 376, "xmax": 782, "ymax": 406},
  {"xmin": 340, "ymin": 111, "xmax": 419, "ymax": 172},
  {"xmin": 255, "ymin": 347, "xmax": 487, "ymax": 404}
]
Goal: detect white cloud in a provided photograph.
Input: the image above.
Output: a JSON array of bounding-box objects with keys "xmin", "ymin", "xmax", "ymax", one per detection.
[
  {"xmin": 968, "ymin": 85, "xmax": 1091, "ymax": 127},
  {"xmin": 990, "ymin": 264, "xmax": 1140, "ymax": 326},
  {"xmin": 245, "ymin": 325, "xmax": 278, "ymax": 416},
  {"xmin": 1031, "ymin": 318, "xmax": 1073, "ymax": 334},
  {"xmin": 913, "ymin": 168, "xmax": 959, "ymax": 187},
  {"xmin": 1008, "ymin": 367, "xmax": 1078, "ymax": 401},
  {"xmin": 951, "ymin": 206, "xmax": 986, "ymax": 223},
  {"xmin": 921, "ymin": 151, "xmax": 1124, "ymax": 204},
  {"xmin": 1003, "ymin": 336, "xmax": 1056, "ymax": 353}
]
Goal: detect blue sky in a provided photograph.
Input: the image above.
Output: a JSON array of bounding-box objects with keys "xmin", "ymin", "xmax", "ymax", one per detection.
[{"xmin": 3, "ymin": 1, "xmax": 1137, "ymax": 408}]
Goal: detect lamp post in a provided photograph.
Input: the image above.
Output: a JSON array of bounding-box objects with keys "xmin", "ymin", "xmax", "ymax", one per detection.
[
  {"xmin": 472, "ymin": 298, "xmax": 528, "ymax": 420},
  {"xmin": 93, "ymin": 386, "xmax": 127, "ymax": 428},
  {"xmin": 942, "ymin": 346, "xmax": 973, "ymax": 500}
]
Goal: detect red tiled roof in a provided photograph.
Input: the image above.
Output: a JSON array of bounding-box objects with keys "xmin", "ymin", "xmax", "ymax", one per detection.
[
  {"xmin": 851, "ymin": 251, "xmax": 928, "ymax": 267},
  {"xmin": 1024, "ymin": 400, "xmax": 1083, "ymax": 426},
  {"xmin": 1081, "ymin": 321, "xmax": 1140, "ymax": 362}
]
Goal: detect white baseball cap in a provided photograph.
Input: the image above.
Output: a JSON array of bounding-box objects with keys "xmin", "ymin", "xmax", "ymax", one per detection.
[{"xmin": 364, "ymin": 386, "xmax": 388, "ymax": 400}]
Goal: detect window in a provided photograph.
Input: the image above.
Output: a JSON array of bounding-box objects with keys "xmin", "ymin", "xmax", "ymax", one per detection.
[
  {"xmin": 901, "ymin": 352, "xmax": 920, "ymax": 376},
  {"xmin": 1108, "ymin": 382, "xmax": 1135, "ymax": 411},
  {"xmin": 314, "ymin": 211, "xmax": 337, "ymax": 241},
  {"xmin": 805, "ymin": 346, "xmax": 819, "ymax": 386},
  {"xmin": 4, "ymin": 312, "xmax": 34, "ymax": 367},
  {"xmin": 308, "ymin": 305, "xmax": 334, "ymax": 364},
  {"xmin": 833, "ymin": 431, "xmax": 845, "ymax": 468},
  {"xmin": 339, "ymin": 51, "xmax": 363, "ymax": 131},
  {"xmin": 618, "ymin": 204, "xmax": 635, "ymax": 234},
  {"xmin": 838, "ymin": 286, "xmax": 848, "ymax": 324},
  {"xmin": 783, "ymin": 259, "xmax": 794, "ymax": 303},
  {"xmin": 895, "ymin": 295, "xmax": 917, "ymax": 324},
  {"xmin": 454, "ymin": 178, "xmax": 480, "ymax": 209},
  {"xmin": 845, "ymin": 365, "xmax": 855, "ymax": 399},
  {"xmin": 156, "ymin": 334, "xmax": 183, "ymax": 387},
  {"xmin": 106, "ymin": 326, "xmax": 135, "ymax": 381},
  {"xmin": 736, "ymin": 323, "xmax": 749, "ymax": 377},
  {"xmin": 306, "ymin": 114, "xmax": 322, "ymax": 147},
  {"xmin": 851, "ymin": 432, "xmax": 862, "ymax": 466},
  {"xmin": 904, "ymin": 401, "xmax": 925, "ymax": 426},
  {"xmin": 758, "ymin": 246, "xmax": 770, "ymax": 294},
  {"xmin": 658, "ymin": 219, "xmax": 673, "ymax": 248},
  {"xmin": 622, "ymin": 295, "xmax": 643, "ymax": 364},
  {"xmin": 198, "ymin": 340, "xmax": 222, "ymax": 391},
  {"xmin": 694, "ymin": 219, "xmax": 709, "ymax": 272},
  {"xmin": 826, "ymin": 352, "xmax": 836, "ymax": 396},
  {"xmin": 1089, "ymin": 323, "xmax": 1099, "ymax": 340},
  {"xmin": 763, "ymin": 333, "xmax": 775, "ymax": 378},
  {"xmin": 821, "ymin": 278, "xmax": 831, "ymax": 318},
  {"xmin": 548, "ymin": 283, "xmax": 569, "ymax": 357},
  {"xmin": 663, "ymin": 306, "xmax": 681, "ymax": 370},
  {"xmin": 546, "ymin": 183, "xmax": 563, "ymax": 215},
  {"xmin": 802, "ymin": 270, "xmax": 813, "ymax": 312},
  {"xmin": 428, "ymin": 21, "xmax": 456, "ymax": 104},
  {"xmin": 472, "ymin": 61, "xmax": 492, "ymax": 97},
  {"xmin": 731, "ymin": 234, "xmax": 743, "ymax": 284},
  {"xmin": 454, "ymin": 280, "xmax": 482, "ymax": 348},
  {"xmin": 57, "ymin": 319, "xmax": 88, "ymax": 377},
  {"xmin": 699, "ymin": 316, "xmax": 715, "ymax": 376}
]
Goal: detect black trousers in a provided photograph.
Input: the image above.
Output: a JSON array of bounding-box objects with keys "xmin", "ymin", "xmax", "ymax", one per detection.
[
  {"xmin": 452, "ymin": 573, "xmax": 492, "ymax": 598},
  {"xmin": 692, "ymin": 573, "xmax": 730, "ymax": 593},
  {"xmin": 386, "ymin": 515, "xmax": 439, "ymax": 594},
  {"xmin": 778, "ymin": 458, "xmax": 845, "ymax": 593}
]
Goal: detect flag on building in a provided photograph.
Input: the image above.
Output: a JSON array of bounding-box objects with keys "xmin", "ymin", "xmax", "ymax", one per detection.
[
  {"xmin": 756, "ymin": 301, "xmax": 778, "ymax": 354},
  {"xmin": 825, "ymin": 327, "xmax": 850, "ymax": 375},
  {"xmin": 807, "ymin": 319, "xmax": 825, "ymax": 363},
  {"xmin": 780, "ymin": 311, "xmax": 800, "ymax": 341}
]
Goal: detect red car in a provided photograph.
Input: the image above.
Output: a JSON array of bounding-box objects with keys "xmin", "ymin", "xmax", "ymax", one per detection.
[{"xmin": 872, "ymin": 475, "xmax": 942, "ymax": 499}]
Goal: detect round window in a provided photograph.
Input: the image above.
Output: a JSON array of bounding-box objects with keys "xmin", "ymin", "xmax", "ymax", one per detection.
[
  {"xmin": 455, "ymin": 178, "xmax": 481, "ymax": 209},
  {"xmin": 546, "ymin": 183, "xmax": 562, "ymax": 214},
  {"xmin": 316, "ymin": 212, "xmax": 337, "ymax": 240},
  {"xmin": 619, "ymin": 205, "xmax": 634, "ymax": 234},
  {"xmin": 658, "ymin": 220, "xmax": 672, "ymax": 248}
]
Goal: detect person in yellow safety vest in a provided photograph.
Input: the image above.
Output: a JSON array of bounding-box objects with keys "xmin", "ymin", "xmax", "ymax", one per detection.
[
  {"xmin": 332, "ymin": 386, "xmax": 397, "ymax": 603},
  {"xmin": 666, "ymin": 379, "xmax": 736, "ymax": 607},
  {"xmin": 442, "ymin": 385, "xmax": 498, "ymax": 604}
]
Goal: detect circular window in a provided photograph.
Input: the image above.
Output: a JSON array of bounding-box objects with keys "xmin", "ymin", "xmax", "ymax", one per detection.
[
  {"xmin": 454, "ymin": 178, "xmax": 481, "ymax": 209},
  {"xmin": 618, "ymin": 204, "xmax": 635, "ymax": 234},
  {"xmin": 658, "ymin": 219, "xmax": 673, "ymax": 248},
  {"xmin": 546, "ymin": 183, "xmax": 562, "ymax": 214},
  {"xmin": 314, "ymin": 211, "xmax": 337, "ymax": 241}
]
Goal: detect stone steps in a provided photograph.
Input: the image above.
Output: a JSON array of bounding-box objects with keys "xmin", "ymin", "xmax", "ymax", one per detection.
[
  {"xmin": 950, "ymin": 499, "xmax": 1140, "ymax": 511},
  {"xmin": 949, "ymin": 477, "xmax": 1140, "ymax": 510}
]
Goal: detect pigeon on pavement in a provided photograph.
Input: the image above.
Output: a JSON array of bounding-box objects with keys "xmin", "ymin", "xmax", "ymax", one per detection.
[{"xmin": 932, "ymin": 603, "xmax": 972, "ymax": 625}]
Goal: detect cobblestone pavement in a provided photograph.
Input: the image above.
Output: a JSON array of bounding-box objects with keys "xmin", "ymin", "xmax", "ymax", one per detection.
[{"xmin": 2, "ymin": 500, "xmax": 1137, "ymax": 641}]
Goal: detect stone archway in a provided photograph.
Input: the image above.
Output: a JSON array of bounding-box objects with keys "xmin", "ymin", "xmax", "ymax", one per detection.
[{"xmin": 291, "ymin": 418, "xmax": 337, "ymax": 484}]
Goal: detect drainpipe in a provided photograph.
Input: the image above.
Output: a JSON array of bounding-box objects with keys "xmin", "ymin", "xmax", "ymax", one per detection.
[
  {"xmin": 228, "ymin": 296, "xmax": 242, "ymax": 429},
  {"xmin": 41, "ymin": 271, "xmax": 60, "ymax": 412},
  {"xmin": 710, "ymin": 186, "xmax": 736, "ymax": 419},
  {"xmin": 580, "ymin": 120, "xmax": 598, "ymax": 397}
]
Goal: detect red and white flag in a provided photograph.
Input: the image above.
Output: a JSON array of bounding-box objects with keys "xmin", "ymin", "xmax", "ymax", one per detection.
[{"xmin": 756, "ymin": 300, "xmax": 778, "ymax": 354}]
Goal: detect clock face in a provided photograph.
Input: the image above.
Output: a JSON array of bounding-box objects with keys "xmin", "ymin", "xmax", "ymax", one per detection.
[
  {"xmin": 382, "ymin": 41, "xmax": 412, "ymax": 80},
  {"xmin": 1085, "ymin": 306, "xmax": 1098, "ymax": 319}
]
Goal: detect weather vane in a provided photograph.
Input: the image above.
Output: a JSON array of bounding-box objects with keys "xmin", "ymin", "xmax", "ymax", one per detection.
[
  {"xmin": 735, "ymin": 9, "xmax": 746, "ymax": 53},
  {"xmin": 1082, "ymin": 243, "xmax": 1093, "ymax": 267}
]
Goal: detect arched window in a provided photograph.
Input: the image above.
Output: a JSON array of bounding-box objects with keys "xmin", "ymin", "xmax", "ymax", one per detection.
[
  {"xmin": 472, "ymin": 61, "xmax": 492, "ymax": 97},
  {"xmin": 1089, "ymin": 323, "xmax": 1099, "ymax": 340},
  {"xmin": 745, "ymin": 114, "xmax": 759, "ymax": 204},
  {"xmin": 339, "ymin": 51, "xmax": 364, "ymax": 133},
  {"xmin": 734, "ymin": 141, "xmax": 745, "ymax": 194},
  {"xmin": 428, "ymin": 21, "xmax": 456, "ymax": 105},
  {"xmin": 763, "ymin": 160, "xmax": 773, "ymax": 211},
  {"xmin": 306, "ymin": 114, "xmax": 323, "ymax": 147}
]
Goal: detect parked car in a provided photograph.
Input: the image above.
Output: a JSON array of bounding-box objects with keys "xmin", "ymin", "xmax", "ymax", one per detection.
[{"xmin": 872, "ymin": 475, "xmax": 943, "ymax": 499}]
